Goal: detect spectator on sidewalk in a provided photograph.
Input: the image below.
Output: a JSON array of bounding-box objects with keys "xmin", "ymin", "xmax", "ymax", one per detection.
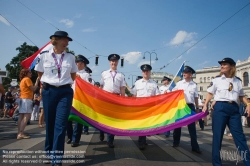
[
  {"xmin": 3, "ymin": 87, "xmax": 14, "ymax": 118},
  {"xmin": 17, "ymin": 69, "xmax": 39, "ymax": 139},
  {"xmin": 0, "ymin": 76, "xmax": 5, "ymax": 116},
  {"xmin": 31, "ymin": 87, "xmax": 40, "ymax": 121}
]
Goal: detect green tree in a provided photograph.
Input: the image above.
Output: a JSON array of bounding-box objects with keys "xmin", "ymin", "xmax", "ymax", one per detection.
[{"xmin": 3, "ymin": 42, "xmax": 38, "ymax": 89}]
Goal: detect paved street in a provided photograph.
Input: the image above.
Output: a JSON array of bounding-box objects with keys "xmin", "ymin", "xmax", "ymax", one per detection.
[{"xmin": 0, "ymin": 119, "xmax": 249, "ymax": 166}]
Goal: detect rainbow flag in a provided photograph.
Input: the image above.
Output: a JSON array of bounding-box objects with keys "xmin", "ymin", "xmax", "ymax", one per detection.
[{"xmin": 69, "ymin": 77, "xmax": 207, "ymax": 136}]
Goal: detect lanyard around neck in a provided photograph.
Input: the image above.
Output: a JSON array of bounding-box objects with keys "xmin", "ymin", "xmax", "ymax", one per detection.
[
  {"xmin": 51, "ymin": 53, "xmax": 64, "ymax": 78},
  {"xmin": 110, "ymin": 71, "xmax": 117, "ymax": 82}
]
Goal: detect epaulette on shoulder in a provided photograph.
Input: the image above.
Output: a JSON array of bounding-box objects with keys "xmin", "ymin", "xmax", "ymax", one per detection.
[
  {"xmin": 40, "ymin": 50, "xmax": 49, "ymax": 55},
  {"xmin": 235, "ymin": 76, "xmax": 242, "ymax": 81},
  {"xmin": 66, "ymin": 52, "xmax": 74, "ymax": 55},
  {"xmin": 215, "ymin": 75, "xmax": 221, "ymax": 78}
]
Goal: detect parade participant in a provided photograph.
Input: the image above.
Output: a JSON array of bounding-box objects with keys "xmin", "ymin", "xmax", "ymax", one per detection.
[
  {"xmin": 35, "ymin": 30, "xmax": 77, "ymax": 166},
  {"xmin": 94, "ymin": 82, "xmax": 100, "ymax": 88},
  {"xmin": 198, "ymin": 95, "xmax": 204, "ymax": 130},
  {"xmin": 202, "ymin": 58, "xmax": 250, "ymax": 166},
  {"xmin": 0, "ymin": 76, "xmax": 5, "ymax": 116},
  {"xmin": 132, "ymin": 64, "xmax": 160, "ymax": 150},
  {"xmin": 159, "ymin": 76, "xmax": 172, "ymax": 137},
  {"xmin": 18, "ymin": 69, "xmax": 40, "ymax": 139},
  {"xmin": 3, "ymin": 87, "xmax": 14, "ymax": 118},
  {"xmin": 172, "ymin": 66, "xmax": 202, "ymax": 154},
  {"xmin": 38, "ymin": 84, "xmax": 44, "ymax": 128},
  {"xmin": 66, "ymin": 55, "xmax": 89, "ymax": 147},
  {"xmin": 99, "ymin": 54, "xmax": 126, "ymax": 148},
  {"xmin": 85, "ymin": 66, "xmax": 94, "ymax": 85}
]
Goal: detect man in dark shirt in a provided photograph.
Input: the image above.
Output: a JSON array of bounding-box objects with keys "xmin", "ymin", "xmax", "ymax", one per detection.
[{"xmin": 3, "ymin": 87, "xmax": 13, "ymax": 118}]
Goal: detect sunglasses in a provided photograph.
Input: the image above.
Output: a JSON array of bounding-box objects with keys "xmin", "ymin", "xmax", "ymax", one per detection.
[{"xmin": 228, "ymin": 82, "xmax": 233, "ymax": 91}]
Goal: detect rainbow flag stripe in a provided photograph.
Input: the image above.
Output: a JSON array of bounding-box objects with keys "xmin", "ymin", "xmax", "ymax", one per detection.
[{"xmin": 69, "ymin": 77, "xmax": 207, "ymax": 136}]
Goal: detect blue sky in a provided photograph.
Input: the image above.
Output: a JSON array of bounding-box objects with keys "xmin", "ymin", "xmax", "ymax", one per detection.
[{"xmin": 1, "ymin": 0, "xmax": 250, "ymax": 86}]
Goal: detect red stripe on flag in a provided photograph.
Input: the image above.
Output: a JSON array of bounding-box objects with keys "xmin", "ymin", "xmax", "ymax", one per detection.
[{"xmin": 20, "ymin": 41, "xmax": 52, "ymax": 69}]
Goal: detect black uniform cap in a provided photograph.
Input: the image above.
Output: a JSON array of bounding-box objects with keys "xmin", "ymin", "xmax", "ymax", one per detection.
[
  {"xmin": 108, "ymin": 54, "xmax": 120, "ymax": 61},
  {"xmin": 85, "ymin": 67, "xmax": 92, "ymax": 73},
  {"xmin": 50, "ymin": 31, "xmax": 72, "ymax": 41},
  {"xmin": 94, "ymin": 82, "xmax": 100, "ymax": 86},
  {"xmin": 140, "ymin": 64, "xmax": 152, "ymax": 71},
  {"xmin": 162, "ymin": 76, "xmax": 172, "ymax": 82},
  {"xmin": 218, "ymin": 57, "xmax": 236, "ymax": 66},
  {"xmin": 75, "ymin": 55, "xmax": 89, "ymax": 64},
  {"xmin": 183, "ymin": 66, "xmax": 195, "ymax": 74}
]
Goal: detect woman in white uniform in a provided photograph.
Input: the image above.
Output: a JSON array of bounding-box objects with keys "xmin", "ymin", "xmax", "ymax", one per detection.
[{"xmin": 35, "ymin": 31, "xmax": 77, "ymax": 166}]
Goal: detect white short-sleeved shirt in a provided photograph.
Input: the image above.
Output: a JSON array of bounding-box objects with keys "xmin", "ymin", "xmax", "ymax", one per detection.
[
  {"xmin": 207, "ymin": 74, "xmax": 244, "ymax": 103},
  {"xmin": 34, "ymin": 48, "xmax": 78, "ymax": 86},
  {"xmin": 77, "ymin": 69, "xmax": 90, "ymax": 82},
  {"xmin": 159, "ymin": 85, "xmax": 171, "ymax": 94},
  {"xmin": 172, "ymin": 79, "xmax": 198, "ymax": 104},
  {"xmin": 133, "ymin": 78, "xmax": 160, "ymax": 97},
  {"xmin": 100, "ymin": 69, "xmax": 126, "ymax": 94}
]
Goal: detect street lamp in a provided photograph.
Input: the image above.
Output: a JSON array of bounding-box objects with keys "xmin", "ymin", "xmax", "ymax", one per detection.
[
  {"xmin": 128, "ymin": 74, "xmax": 137, "ymax": 87},
  {"xmin": 143, "ymin": 51, "xmax": 158, "ymax": 66}
]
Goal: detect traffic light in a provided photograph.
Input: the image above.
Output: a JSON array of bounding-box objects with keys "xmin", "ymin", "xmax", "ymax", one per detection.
[
  {"xmin": 121, "ymin": 57, "xmax": 124, "ymax": 67},
  {"xmin": 95, "ymin": 55, "xmax": 99, "ymax": 65}
]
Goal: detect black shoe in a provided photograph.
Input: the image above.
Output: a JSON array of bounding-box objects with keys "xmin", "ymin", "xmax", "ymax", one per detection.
[
  {"xmin": 107, "ymin": 142, "xmax": 114, "ymax": 148},
  {"xmin": 71, "ymin": 142, "xmax": 79, "ymax": 147},
  {"xmin": 84, "ymin": 131, "xmax": 89, "ymax": 135},
  {"xmin": 201, "ymin": 128, "xmax": 204, "ymax": 131},
  {"xmin": 172, "ymin": 144, "xmax": 179, "ymax": 148},
  {"xmin": 99, "ymin": 134, "xmax": 104, "ymax": 141},
  {"xmin": 139, "ymin": 144, "xmax": 145, "ymax": 150},
  {"xmin": 192, "ymin": 149, "xmax": 202, "ymax": 154},
  {"xmin": 66, "ymin": 139, "xmax": 72, "ymax": 144}
]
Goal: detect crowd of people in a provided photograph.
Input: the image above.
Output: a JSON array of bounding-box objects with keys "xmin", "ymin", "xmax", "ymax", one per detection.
[{"xmin": 1, "ymin": 30, "xmax": 250, "ymax": 166}]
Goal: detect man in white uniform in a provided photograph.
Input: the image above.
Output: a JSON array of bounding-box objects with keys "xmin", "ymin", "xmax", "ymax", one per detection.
[
  {"xmin": 132, "ymin": 64, "xmax": 160, "ymax": 150},
  {"xmin": 100, "ymin": 54, "xmax": 126, "ymax": 148},
  {"xmin": 172, "ymin": 66, "xmax": 202, "ymax": 154}
]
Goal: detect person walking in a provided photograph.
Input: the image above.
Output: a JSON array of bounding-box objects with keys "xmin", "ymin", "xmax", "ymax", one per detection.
[
  {"xmin": 35, "ymin": 30, "xmax": 77, "ymax": 166},
  {"xmin": 132, "ymin": 64, "xmax": 160, "ymax": 150},
  {"xmin": 172, "ymin": 66, "xmax": 202, "ymax": 154},
  {"xmin": 202, "ymin": 57, "xmax": 250, "ymax": 166},
  {"xmin": 99, "ymin": 54, "xmax": 126, "ymax": 148},
  {"xmin": 66, "ymin": 55, "xmax": 90, "ymax": 147},
  {"xmin": 159, "ymin": 76, "xmax": 172, "ymax": 137}
]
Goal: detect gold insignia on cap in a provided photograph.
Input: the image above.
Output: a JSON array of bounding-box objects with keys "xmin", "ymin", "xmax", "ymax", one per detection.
[
  {"xmin": 144, "ymin": 65, "xmax": 147, "ymax": 68},
  {"xmin": 114, "ymin": 54, "xmax": 116, "ymax": 57}
]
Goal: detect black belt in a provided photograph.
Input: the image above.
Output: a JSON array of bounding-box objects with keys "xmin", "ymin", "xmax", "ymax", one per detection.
[
  {"xmin": 44, "ymin": 83, "xmax": 71, "ymax": 88},
  {"xmin": 217, "ymin": 101, "xmax": 237, "ymax": 105},
  {"xmin": 187, "ymin": 103, "xmax": 194, "ymax": 106}
]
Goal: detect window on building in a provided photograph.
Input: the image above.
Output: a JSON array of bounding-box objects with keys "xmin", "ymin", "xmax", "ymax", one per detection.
[
  {"xmin": 200, "ymin": 86, "xmax": 203, "ymax": 91},
  {"xmin": 200, "ymin": 95, "xmax": 203, "ymax": 100},
  {"xmin": 243, "ymin": 72, "xmax": 249, "ymax": 86},
  {"xmin": 204, "ymin": 77, "xmax": 206, "ymax": 83},
  {"xmin": 200, "ymin": 77, "xmax": 202, "ymax": 83},
  {"xmin": 207, "ymin": 77, "xmax": 210, "ymax": 81}
]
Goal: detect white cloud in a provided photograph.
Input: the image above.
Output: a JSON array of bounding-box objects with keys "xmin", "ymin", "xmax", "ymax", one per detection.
[
  {"xmin": 82, "ymin": 28, "xmax": 96, "ymax": 32},
  {"xmin": 59, "ymin": 19, "xmax": 74, "ymax": 28},
  {"xmin": 74, "ymin": 14, "xmax": 81, "ymax": 19},
  {"xmin": 0, "ymin": 15, "xmax": 10, "ymax": 26},
  {"xmin": 122, "ymin": 52, "xmax": 141, "ymax": 64},
  {"xmin": 169, "ymin": 30, "xmax": 197, "ymax": 47}
]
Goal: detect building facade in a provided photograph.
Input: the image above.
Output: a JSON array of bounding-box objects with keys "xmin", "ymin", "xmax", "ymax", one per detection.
[{"xmin": 193, "ymin": 57, "xmax": 250, "ymax": 99}]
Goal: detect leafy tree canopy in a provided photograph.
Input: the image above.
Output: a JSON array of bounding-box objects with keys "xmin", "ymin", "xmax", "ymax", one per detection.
[{"xmin": 3, "ymin": 42, "xmax": 38, "ymax": 90}]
